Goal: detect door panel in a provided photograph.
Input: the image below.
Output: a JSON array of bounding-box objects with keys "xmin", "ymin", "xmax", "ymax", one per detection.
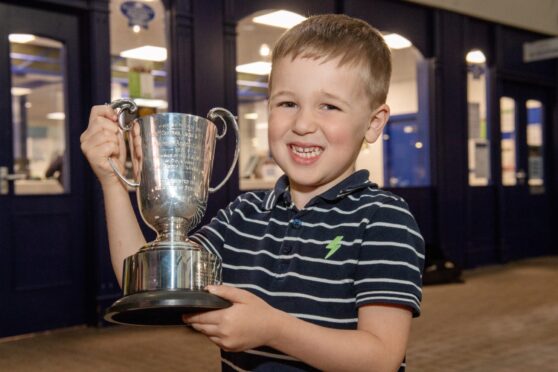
[
  {"xmin": 0, "ymin": 4, "xmax": 87, "ymax": 337},
  {"xmin": 498, "ymin": 82, "xmax": 552, "ymax": 261}
]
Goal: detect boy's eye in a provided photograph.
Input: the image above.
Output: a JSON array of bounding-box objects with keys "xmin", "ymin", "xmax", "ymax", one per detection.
[
  {"xmin": 321, "ymin": 104, "xmax": 340, "ymax": 111},
  {"xmin": 278, "ymin": 101, "xmax": 297, "ymax": 108}
]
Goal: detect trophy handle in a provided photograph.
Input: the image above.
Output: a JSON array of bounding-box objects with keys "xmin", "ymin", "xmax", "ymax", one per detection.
[
  {"xmin": 108, "ymin": 98, "xmax": 140, "ymax": 188},
  {"xmin": 206, "ymin": 108, "xmax": 240, "ymax": 193}
]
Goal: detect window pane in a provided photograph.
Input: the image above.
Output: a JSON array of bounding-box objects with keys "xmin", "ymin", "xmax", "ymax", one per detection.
[
  {"xmin": 237, "ymin": 10, "xmax": 289, "ymax": 191},
  {"xmin": 110, "ymin": 0, "xmax": 168, "ymax": 112},
  {"xmin": 10, "ymin": 35, "xmax": 67, "ymax": 195},
  {"xmin": 467, "ymin": 52, "xmax": 491, "ymax": 186},
  {"xmin": 358, "ymin": 44, "xmax": 430, "ymax": 187},
  {"xmin": 500, "ymin": 97, "xmax": 516, "ymax": 186},
  {"xmin": 526, "ymin": 99, "xmax": 544, "ymax": 190}
]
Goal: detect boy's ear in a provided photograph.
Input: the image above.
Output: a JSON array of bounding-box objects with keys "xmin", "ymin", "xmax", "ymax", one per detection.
[{"xmin": 364, "ymin": 104, "xmax": 390, "ymax": 144}]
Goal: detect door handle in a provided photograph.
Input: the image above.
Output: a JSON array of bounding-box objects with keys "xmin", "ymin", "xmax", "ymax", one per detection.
[{"xmin": 0, "ymin": 166, "xmax": 26, "ymax": 195}]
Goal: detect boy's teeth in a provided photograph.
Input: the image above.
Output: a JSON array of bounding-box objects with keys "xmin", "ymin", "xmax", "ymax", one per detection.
[{"xmin": 290, "ymin": 145, "xmax": 323, "ymax": 158}]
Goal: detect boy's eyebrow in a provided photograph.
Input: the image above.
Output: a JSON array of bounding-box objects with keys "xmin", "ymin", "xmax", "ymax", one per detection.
[
  {"xmin": 269, "ymin": 90, "xmax": 294, "ymax": 100},
  {"xmin": 321, "ymin": 91, "xmax": 351, "ymax": 107}
]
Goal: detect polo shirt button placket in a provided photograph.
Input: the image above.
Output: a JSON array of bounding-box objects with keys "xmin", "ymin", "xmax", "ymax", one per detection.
[
  {"xmin": 282, "ymin": 245, "xmax": 292, "ymax": 254},
  {"xmin": 290, "ymin": 218, "xmax": 302, "ymax": 229}
]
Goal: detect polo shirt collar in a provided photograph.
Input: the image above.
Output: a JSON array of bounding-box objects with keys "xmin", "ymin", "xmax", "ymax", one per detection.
[{"xmin": 262, "ymin": 170, "xmax": 375, "ymax": 210}]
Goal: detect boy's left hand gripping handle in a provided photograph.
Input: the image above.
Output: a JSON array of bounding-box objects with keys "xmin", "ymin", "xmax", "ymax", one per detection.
[{"xmin": 108, "ymin": 98, "xmax": 140, "ymax": 188}]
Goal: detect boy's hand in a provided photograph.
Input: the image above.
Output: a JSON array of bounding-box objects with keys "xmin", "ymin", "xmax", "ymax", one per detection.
[
  {"xmin": 80, "ymin": 105, "xmax": 126, "ymax": 188},
  {"xmin": 183, "ymin": 285, "xmax": 282, "ymax": 352}
]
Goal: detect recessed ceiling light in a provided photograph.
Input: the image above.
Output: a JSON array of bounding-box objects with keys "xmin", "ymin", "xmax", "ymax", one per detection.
[
  {"xmin": 383, "ymin": 33, "xmax": 412, "ymax": 50},
  {"xmin": 120, "ymin": 46, "xmax": 167, "ymax": 62},
  {"xmin": 9, "ymin": 34, "xmax": 35, "ymax": 43},
  {"xmin": 466, "ymin": 50, "xmax": 486, "ymax": 64},
  {"xmin": 236, "ymin": 61, "xmax": 272, "ymax": 75},
  {"xmin": 259, "ymin": 44, "xmax": 271, "ymax": 57},
  {"xmin": 253, "ymin": 10, "xmax": 306, "ymax": 29}
]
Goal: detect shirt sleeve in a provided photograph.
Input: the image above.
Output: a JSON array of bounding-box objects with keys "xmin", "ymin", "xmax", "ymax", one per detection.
[
  {"xmin": 354, "ymin": 196, "xmax": 425, "ymax": 317},
  {"xmin": 190, "ymin": 196, "xmax": 242, "ymax": 259}
]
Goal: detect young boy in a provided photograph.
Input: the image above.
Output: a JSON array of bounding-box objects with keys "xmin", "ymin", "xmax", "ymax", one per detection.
[{"xmin": 81, "ymin": 14, "xmax": 424, "ymax": 372}]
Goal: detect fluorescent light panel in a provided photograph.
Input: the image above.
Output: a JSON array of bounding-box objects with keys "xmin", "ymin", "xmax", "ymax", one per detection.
[
  {"xmin": 120, "ymin": 46, "xmax": 167, "ymax": 62},
  {"xmin": 133, "ymin": 98, "xmax": 168, "ymax": 109},
  {"xmin": 47, "ymin": 112, "xmax": 65, "ymax": 120},
  {"xmin": 236, "ymin": 61, "xmax": 271, "ymax": 75},
  {"xmin": 11, "ymin": 87, "xmax": 32, "ymax": 96},
  {"xmin": 9, "ymin": 34, "xmax": 35, "ymax": 43},
  {"xmin": 253, "ymin": 10, "xmax": 306, "ymax": 29}
]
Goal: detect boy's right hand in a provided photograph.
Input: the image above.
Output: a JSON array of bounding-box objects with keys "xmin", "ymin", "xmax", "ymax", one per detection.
[{"xmin": 80, "ymin": 104, "xmax": 126, "ymax": 189}]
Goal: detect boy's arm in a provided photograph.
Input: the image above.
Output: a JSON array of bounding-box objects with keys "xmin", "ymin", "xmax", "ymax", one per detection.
[
  {"xmin": 269, "ymin": 302, "xmax": 411, "ymax": 372},
  {"xmin": 81, "ymin": 105, "xmax": 146, "ymax": 285},
  {"xmin": 101, "ymin": 182, "xmax": 146, "ymax": 285},
  {"xmin": 185, "ymin": 285, "xmax": 411, "ymax": 372}
]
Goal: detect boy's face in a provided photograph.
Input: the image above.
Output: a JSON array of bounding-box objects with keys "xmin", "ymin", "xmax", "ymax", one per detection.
[{"xmin": 268, "ymin": 56, "xmax": 389, "ymax": 192}]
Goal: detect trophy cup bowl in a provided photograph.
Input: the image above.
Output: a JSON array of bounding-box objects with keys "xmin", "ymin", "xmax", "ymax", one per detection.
[{"xmin": 103, "ymin": 99, "xmax": 239, "ymax": 325}]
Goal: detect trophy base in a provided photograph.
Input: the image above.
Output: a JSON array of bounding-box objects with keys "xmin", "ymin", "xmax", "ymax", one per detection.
[{"xmin": 104, "ymin": 290, "xmax": 231, "ymax": 325}]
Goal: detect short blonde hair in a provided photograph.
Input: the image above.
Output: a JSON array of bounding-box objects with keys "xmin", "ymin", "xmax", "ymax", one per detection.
[{"xmin": 270, "ymin": 14, "xmax": 391, "ymax": 109}]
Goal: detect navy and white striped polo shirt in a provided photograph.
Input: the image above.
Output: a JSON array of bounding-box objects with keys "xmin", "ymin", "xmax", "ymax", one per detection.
[{"xmin": 191, "ymin": 169, "xmax": 425, "ymax": 371}]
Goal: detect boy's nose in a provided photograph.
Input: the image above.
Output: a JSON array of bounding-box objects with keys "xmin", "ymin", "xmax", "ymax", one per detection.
[{"xmin": 292, "ymin": 108, "xmax": 318, "ymax": 135}]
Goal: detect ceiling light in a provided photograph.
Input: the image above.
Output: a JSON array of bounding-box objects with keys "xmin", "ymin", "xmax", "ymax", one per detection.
[
  {"xmin": 120, "ymin": 46, "xmax": 167, "ymax": 62},
  {"xmin": 47, "ymin": 112, "xmax": 65, "ymax": 120},
  {"xmin": 466, "ymin": 50, "xmax": 486, "ymax": 64},
  {"xmin": 236, "ymin": 61, "xmax": 271, "ymax": 75},
  {"xmin": 9, "ymin": 34, "xmax": 36, "ymax": 43},
  {"xmin": 11, "ymin": 87, "xmax": 32, "ymax": 96},
  {"xmin": 133, "ymin": 98, "xmax": 168, "ymax": 109},
  {"xmin": 132, "ymin": 25, "xmax": 141, "ymax": 33},
  {"xmin": 253, "ymin": 10, "xmax": 306, "ymax": 29},
  {"xmin": 383, "ymin": 33, "xmax": 412, "ymax": 50}
]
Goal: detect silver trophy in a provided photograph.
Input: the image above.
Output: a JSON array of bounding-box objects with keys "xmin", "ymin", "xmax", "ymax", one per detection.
[{"xmin": 104, "ymin": 98, "xmax": 239, "ymax": 325}]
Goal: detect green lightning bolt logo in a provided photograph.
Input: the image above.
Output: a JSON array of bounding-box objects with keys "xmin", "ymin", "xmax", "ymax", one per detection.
[{"xmin": 325, "ymin": 235, "xmax": 344, "ymax": 259}]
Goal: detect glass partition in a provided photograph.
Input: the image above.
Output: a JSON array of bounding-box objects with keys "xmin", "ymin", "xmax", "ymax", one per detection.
[{"xmin": 10, "ymin": 34, "xmax": 68, "ymax": 195}]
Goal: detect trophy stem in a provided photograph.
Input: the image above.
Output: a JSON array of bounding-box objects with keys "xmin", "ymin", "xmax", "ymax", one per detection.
[{"xmin": 152, "ymin": 216, "xmax": 192, "ymax": 246}]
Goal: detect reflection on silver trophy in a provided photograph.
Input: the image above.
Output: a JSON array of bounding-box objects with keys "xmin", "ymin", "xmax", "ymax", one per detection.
[{"xmin": 104, "ymin": 98, "xmax": 239, "ymax": 325}]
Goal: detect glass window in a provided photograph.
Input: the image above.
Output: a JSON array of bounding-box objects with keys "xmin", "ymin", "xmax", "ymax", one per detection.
[
  {"xmin": 236, "ymin": 10, "xmax": 298, "ymax": 191},
  {"xmin": 110, "ymin": 0, "xmax": 168, "ymax": 113},
  {"xmin": 526, "ymin": 99, "xmax": 544, "ymax": 190},
  {"xmin": 10, "ymin": 34, "xmax": 68, "ymax": 195},
  {"xmin": 500, "ymin": 97, "xmax": 516, "ymax": 186},
  {"xmin": 236, "ymin": 18, "xmax": 431, "ymax": 190},
  {"xmin": 466, "ymin": 49, "xmax": 491, "ymax": 186},
  {"xmin": 358, "ymin": 41, "xmax": 430, "ymax": 187}
]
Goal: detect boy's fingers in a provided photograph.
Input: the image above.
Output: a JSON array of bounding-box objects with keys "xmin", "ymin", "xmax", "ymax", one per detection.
[
  {"xmin": 89, "ymin": 104, "xmax": 118, "ymax": 122},
  {"xmin": 81, "ymin": 118, "xmax": 119, "ymax": 143},
  {"xmin": 207, "ymin": 285, "xmax": 247, "ymax": 303}
]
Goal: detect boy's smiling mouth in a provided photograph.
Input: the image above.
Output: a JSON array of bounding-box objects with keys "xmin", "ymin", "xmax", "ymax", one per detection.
[{"xmin": 288, "ymin": 143, "xmax": 324, "ymax": 164}]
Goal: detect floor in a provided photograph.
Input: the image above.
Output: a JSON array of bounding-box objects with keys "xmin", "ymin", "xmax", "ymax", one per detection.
[{"xmin": 0, "ymin": 256, "xmax": 557, "ymax": 371}]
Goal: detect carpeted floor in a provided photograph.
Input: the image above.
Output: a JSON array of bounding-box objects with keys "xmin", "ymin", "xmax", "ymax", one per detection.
[{"xmin": 0, "ymin": 256, "xmax": 557, "ymax": 371}]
